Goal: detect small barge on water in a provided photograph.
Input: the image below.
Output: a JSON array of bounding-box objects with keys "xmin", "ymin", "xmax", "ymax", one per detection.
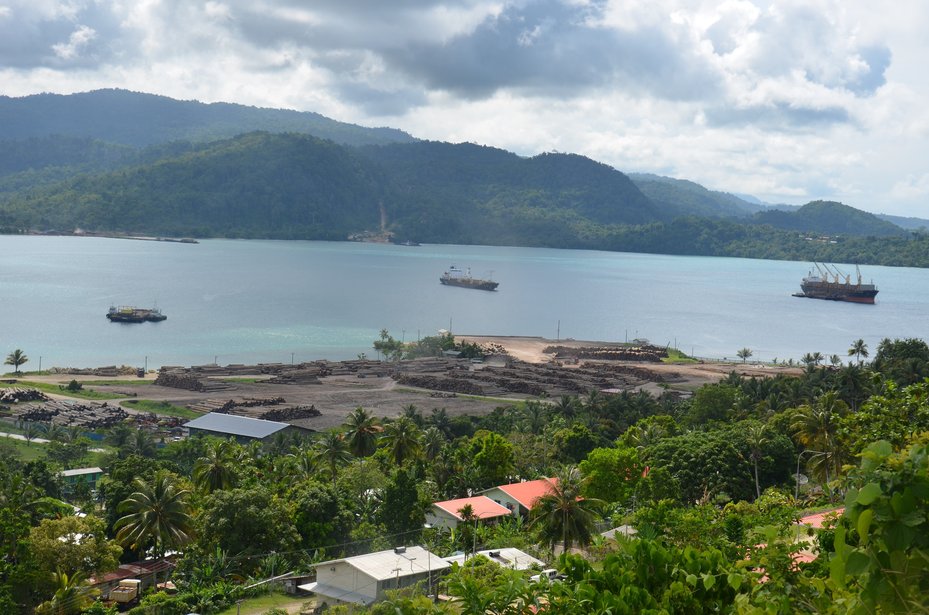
[{"xmin": 106, "ymin": 306, "xmax": 167, "ymax": 323}]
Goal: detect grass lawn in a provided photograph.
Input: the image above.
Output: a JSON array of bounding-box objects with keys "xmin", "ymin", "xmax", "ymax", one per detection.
[
  {"xmin": 661, "ymin": 349, "xmax": 699, "ymax": 364},
  {"xmin": 0, "ymin": 436, "xmax": 47, "ymax": 461},
  {"xmin": 122, "ymin": 399, "xmax": 199, "ymax": 419},
  {"xmin": 215, "ymin": 592, "xmax": 313, "ymax": 615},
  {"xmin": 0, "ymin": 380, "xmax": 130, "ymax": 400}
]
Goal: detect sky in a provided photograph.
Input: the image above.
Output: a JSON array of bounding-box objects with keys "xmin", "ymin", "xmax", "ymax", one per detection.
[{"xmin": 2, "ymin": 0, "xmax": 928, "ymax": 217}]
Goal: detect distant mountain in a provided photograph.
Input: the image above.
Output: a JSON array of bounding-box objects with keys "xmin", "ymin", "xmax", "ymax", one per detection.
[
  {"xmin": 627, "ymin": 173, "xmax": 763, "ymax": 219},
  {"xmin": 877, "ymin": 213, "xmax": 929, "ymax": 231},
  {"xmin": 0, "ymin": 89, "xmax": 415, "ymax": 147},
  {"xmin": 750, "ymin": 200, "xmax": 905, "ymax": 237},
  {"xmin": 364, "ymin": 142, "xmax": 658, "ymax": 244},
  {"xmin": 0, "ymin": 133, "xmax": 659, "ymax": 244}
]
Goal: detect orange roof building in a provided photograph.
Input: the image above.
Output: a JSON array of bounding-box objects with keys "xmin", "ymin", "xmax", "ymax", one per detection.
[
  {"xmin": 479, "ymin": 477, "xmax": 558, "ymax": 516},
  {"xmin": 426, "ymin": 495, "xmax": 513, "ymax": 530}
]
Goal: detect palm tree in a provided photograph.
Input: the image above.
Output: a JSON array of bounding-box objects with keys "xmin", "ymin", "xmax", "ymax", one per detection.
[
  {"xmin": 737, "ymin": 348, "xmax": 753, "ymax": 363},
  {"xmin": 104, "ymin": 423, "xmax": 135, "ymax": 451},
  {"xmin": 744, "ymin": 422, "xmax": 769, "ymax": 499},
  {"xmin": 521, "ymin": 401, "xmax": 549, "ymax": 435},
  {"xmin": 39, "ymin": 422, "xmax": 65, "ymax": 442},
  {"xmin": 380, "ymin": 416, "xmax": 423, "ymax": 465},
  {"xmin": 791, "ymin": 391, "xmax": 848, "ymax": 494},
  {"xmin": 35, "ymin": 569, "xmax": 99, "ymax": 615},
  {"xmin": 115, "ymin": 469, "xmax": 193, "ymax": 560},
  {"xmin": 553, "ymin": 395, "xmax": 579, "ymax": 419},
  {"xmin": 4, "ymin": 349, "xmax": 28, "ymax": 373},
  {"xmin": 193, "ymin": 439, "xmax": 237, "ymax": 493},
  {"xmin": 132, "ymin": 429, "xmax": 158, "ymax": 458},
  {"xmin": 22, "ymin": 422, "xmax": 40, "ymax": 445},
  {"xmin": 312, "ymin": 431, "xmax": 352, "ymax": 484},
  {"xmin": 427, "ymin": 407, "xmax": 453, "ymax": 438},
  {"xmin": 530, "ymin": 467, "xmax": 604, "ymax": 555},
  {"xmin": 343, "ymin": 406, "xmax": 381, "ymax": 457},
  {"xmin": 848, "ymin": 339, "xmax": 869, "ymax": 365},
  {"xmin": 422, "ymin": 427, "xmax": 446, "ymax": 461}
]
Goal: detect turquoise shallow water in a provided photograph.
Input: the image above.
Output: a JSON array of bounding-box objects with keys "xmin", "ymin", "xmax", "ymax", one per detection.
[{"xmin": 0, "ymin": 236, "xmax": 926, "ymax": 369}]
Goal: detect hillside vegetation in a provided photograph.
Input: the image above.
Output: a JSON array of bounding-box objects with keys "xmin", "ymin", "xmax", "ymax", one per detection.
[{"xmin": 2, "ymin": 89, "xmax": 928, "ymax": 266}]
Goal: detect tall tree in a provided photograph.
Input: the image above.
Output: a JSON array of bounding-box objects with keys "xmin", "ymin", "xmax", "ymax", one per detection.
[
  {"xmin": 848, "ymin": 339, "xmax": 868, "ymax": 365},
  {"xmin": 114, "ymin": 470, "xmax": 193, "ymax": 559},
  {"xmin": 529, "ymin": 467, "xmax": 603, "ymax": 554},
  {"xmin": 4, "ymin": 349, "xmax": 28, "ymax": 373},
  {"xmin": 312, "ymin": 431, "xmax": 352, "ymax": 484},
  {"xmin": 34, "ymin": 570, "xmax": 99, "ymax": 615},
  {"xmin": 791, "ymin": 391, "xmax": 848, "ymax": 492},
  {"xmin": 343, "ymin": 406, "xmax": 381, "ymax": 458},
  {"xmin": 737, "ymin": 348, "xmax": 753, "ymax": 363},
  {"xmin": 380, "ymin": 416, "xmax": 423, "ymax": 465},
  {"xmin": 744, "ymin": 422, "xmax": 769, "ymax": 500},
  {"xmin": 192, "ymin": 439, "xmax": 237, "ymax": 493}
]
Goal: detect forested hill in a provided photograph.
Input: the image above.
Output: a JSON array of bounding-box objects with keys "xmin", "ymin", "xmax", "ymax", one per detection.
[
  {"xmin": 0, "ymin": 89, "xmax": 415, "ymax": 147},
  {"xmin": 360, "ymin": 142, "xmax": 658, "ymax": 244},
  {"xmin": 0, "ymin": 133, "xmax": 659, "ymax": 242},
  {"xmin": 750, "ymin": 200, "xmax": 906, "ymax": 237},
  {"xmin": 628, "ymin": 173, "xmax": 761, "ymax": 219}
]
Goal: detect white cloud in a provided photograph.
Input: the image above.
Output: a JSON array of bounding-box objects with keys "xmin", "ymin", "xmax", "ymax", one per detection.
[{"xmin": 52, "ymin": 24, "xmax": 96, "ymax": 60}]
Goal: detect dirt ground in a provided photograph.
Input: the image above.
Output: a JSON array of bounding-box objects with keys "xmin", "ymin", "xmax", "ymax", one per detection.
[{"xmin": 22, "ymin": 336, "xmax": 801, "ymax": 430}]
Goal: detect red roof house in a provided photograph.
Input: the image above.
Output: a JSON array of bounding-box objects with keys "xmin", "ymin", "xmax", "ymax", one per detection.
[
  {"xmin": 426, "ymin": 495, "xmax": 513, "ymax": 530},
  {"xmin": 479, "ymin": 477, "xmax": 559, "ymax": 516}
]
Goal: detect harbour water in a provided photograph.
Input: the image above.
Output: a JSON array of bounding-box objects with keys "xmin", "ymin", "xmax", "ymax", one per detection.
[{"xmin": 1, "ymin": 236, "xmax": 927, "ymax": 369}]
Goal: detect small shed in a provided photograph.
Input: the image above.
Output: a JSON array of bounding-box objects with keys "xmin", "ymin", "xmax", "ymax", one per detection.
[
  {"xmin": 300, "ymin": 546, "xmax": 449, "ymax": 607},
  {"xmin": 184, "ymin": 412, "xmax": 302, "ymax": 444},
  {"xmin": 426, "ymin": 495, "xmax": 513, "ymax": 530}
]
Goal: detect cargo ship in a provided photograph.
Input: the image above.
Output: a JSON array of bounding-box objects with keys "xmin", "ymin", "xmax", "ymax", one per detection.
[
  {"xmin": 106, "ymin": 306, "xmax": 167, "ymax": 322},
  {"xmin": 792, "ymin": 264, "xmax": 878, "ymax": 304},
  {"xmin": 440, "ymin": 266, "xmax": 499, "ymax": 291}
]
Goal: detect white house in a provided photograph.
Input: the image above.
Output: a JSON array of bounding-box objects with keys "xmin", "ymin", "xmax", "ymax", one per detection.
[
  {"xmin": 300, "ymin": 546, "xmax": 449, "ymax": 607},
  {"xmin": 425, "ymin": 495, "xmax": 512, "ymax": 530}
]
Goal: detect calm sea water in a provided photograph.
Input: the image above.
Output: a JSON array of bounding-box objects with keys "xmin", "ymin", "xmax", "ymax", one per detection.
[{"xmin": 0, "ymin": 236, "xmax": 926, "ymax": 369}]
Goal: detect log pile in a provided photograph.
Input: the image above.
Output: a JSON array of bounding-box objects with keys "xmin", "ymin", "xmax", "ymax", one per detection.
[
  {"xmin": 0, "ymin": 388, "xmax": 50, "ymax": 403},
  {"xmin": 155, "ymin": 371, "xmax": 206, "ymax": 391},
  {"xmin": 11, "ymin": 400, "xmax": 128, "ymax": 428},
  {"xmin": 49, "ymin": 365, "xmax": 138, "ymax": 376},
  {"xmin": 259, "ymin": 406, "xmax": 320, "ymax": 421},
  {"xmin": 543, "ymin": 345, "xmax": 669, "ymax": 362},
  {"xmin": 394, "ymin": 374, "xmax": 486, "ymax": 396}
]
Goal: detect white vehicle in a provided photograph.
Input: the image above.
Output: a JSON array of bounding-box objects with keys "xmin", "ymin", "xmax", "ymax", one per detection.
[{"xmin": 530, "ymin": 569, "xmax": 559, "ymax": 582}]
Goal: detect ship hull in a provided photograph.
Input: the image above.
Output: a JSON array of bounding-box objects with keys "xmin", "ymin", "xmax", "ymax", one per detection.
[
  {"xmin": 794, "ymin": 285, "xmax": 878, "ymax": 304},
  {"xmin": 107, "ymin": 307, "xmax": 167, "ymax": 322},
  {"xmin": 440, "ymin": 277, "xmax": 499, "ymax": 291}
]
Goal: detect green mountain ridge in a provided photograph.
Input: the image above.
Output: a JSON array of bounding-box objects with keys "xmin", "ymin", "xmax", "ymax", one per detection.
[
  {"xmin": 2, "ymin": 89, "xmax": 928, "ymax": 267},
  {"xmin": 0, "ymin": 89, "xmax": 415, "ymax": 147}
]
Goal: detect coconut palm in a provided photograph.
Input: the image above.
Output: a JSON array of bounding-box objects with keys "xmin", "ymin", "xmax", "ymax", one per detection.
[
  {"xmin": 791, "ymin": 391, "xmax": 849, "ymax": 493},
  {"xmin": 744, "ymin": 422, "xmax": 769, "ymax": 499},
  {"xmin": 193, "ymin": 439, "xmax": 238, "ymax": 493},
  {"xmin": 553, "ymin": 395, "xmax": 579, "ymax": 419},
  {"xmin": 39, "ymin": 422, "xmax": 65, "ymax": 442},
  {"xmin": 530, "ymin": 467, "xmax": 604, "ymax": 555},
  {"xmin": 380, "ymin": 416, "xmax": 423, "ymax": 465},
  {"xmin": 22, "ymin": 422, "xmax": 40, "ymax": 445},
  {"xmin": 521, "ymin": 401, "xmax": 549, "ymax": 435},
  {"xmin": 343, "ymin": 406, "xmax": 381, "ymax": 457},
  {"xmin": 4, "ymin": 349, "xmax": 28, "ymax": 373},
  {"xmin": 427, "ymin": 407, "xmax": 453, "ymax": 438},
  {"xmin": 114, "ymin": 470, "xmax": 193, "ymax": 559},
  {"xmin": 313, "ymin": 431, "xmax": 352, "ymax": 484},
  {"xmin": 737, "ymin": 348, "xmax": 753, "ymax": 363},
  {"xmin": 848, "ymin": 339, "xmax": 869, "ymax": 365},
  {"xmin": 422, "ymin": 427, "xmax": 446, "ymax": 461},
  {"xmin": 35, "ymin": 569, "xmax": 99, "ymax": 615}
]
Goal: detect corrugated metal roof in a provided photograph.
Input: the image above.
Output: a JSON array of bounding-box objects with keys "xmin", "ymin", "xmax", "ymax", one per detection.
[
  {"xmin": 60, "ymin": 467, "xmax": 103, "ymax": 477},
  {"xmin": 183, "ymin": 412, "xmax": 290, "ymax": 439},
  {"xmin": 314, "ymin": 546, "xmax": 450, "ymax": 582},
  {"xmin": 444, "ymin": 548, "xmax": 545, "ymax": 570}
]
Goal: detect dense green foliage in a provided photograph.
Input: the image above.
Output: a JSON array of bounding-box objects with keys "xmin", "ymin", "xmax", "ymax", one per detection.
[
  {"xmin": 629, "ymin": 172, "xmax": 760, "ymax": 219},
  {"xmin": 751, "ymin": 200, "xmax": 906, "ymax": 237}
]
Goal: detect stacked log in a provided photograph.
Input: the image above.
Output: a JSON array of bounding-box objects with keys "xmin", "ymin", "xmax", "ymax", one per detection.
[
  {"xmin": 0, "ymin": 388, "xmax": 50, "ymax": 403},
  {"xmin": 11, "ymin": 400, "xmax": 128, "ymax": 429},
  {"xmin": 259, "ymin": 406, "xmax": 320, "ymax": 421},
  {"xmin": 394, "ymin": 374, "xmax": 486, "ymax": 396},
  {"xmin": 543, "ymin": 345, "xmax": 668, "ymax": 362},
  {"xmin": 154, "ymin": 371, "xmax": 205, "ymax": 391}
]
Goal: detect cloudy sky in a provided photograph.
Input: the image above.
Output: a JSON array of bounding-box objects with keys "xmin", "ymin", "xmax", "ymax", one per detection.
[{"xmin": 2, "ymin": 0, "xmax": 928, "ymax": 217}]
